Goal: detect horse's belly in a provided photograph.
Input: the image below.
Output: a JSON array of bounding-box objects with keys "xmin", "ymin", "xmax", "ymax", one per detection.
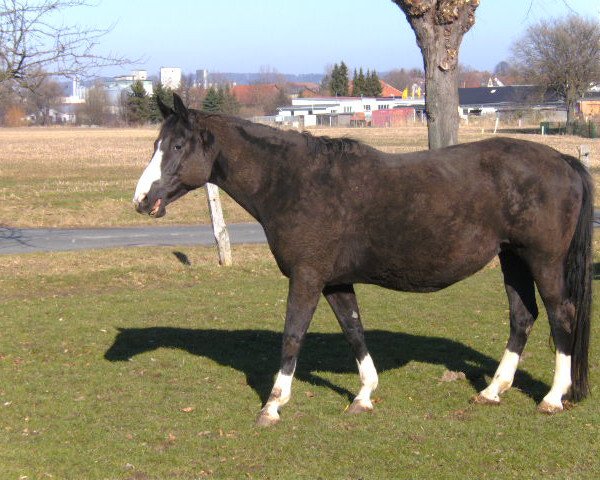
[
  {"xmin": 364, "ymin": 268, "xmax": 475, "ymax": 293},
  {"xmin": 354, "ymin": 241, "xmax": 499, "ymax": 293}
]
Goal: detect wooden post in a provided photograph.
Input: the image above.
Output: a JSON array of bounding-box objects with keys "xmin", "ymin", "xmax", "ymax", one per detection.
[
  {"xmin": 205, "ymin": 183, "xmax": 232, "ymax": 266},
  {"xmin": 578, "ymin": 145, "xmax": 590, "ymax": 167}
]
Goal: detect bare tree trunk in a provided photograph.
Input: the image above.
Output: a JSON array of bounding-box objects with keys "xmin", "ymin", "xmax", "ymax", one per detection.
[
  {"xmin": 392, "ymin": 0, "xmax": 479, "ymax": 149},
  {"xmin": 423, "ymin": 49, "xmax": 460, "ymax": 148}
]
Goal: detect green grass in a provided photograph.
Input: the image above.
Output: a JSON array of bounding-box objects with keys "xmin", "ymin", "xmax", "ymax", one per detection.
[{"xmin": 1, "ymin": 245, "xmax": 599, "ymax": 479}]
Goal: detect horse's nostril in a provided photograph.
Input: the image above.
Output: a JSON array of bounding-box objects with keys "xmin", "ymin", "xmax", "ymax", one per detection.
[
  {"xmin": 133, "ymin": 195, "xmax": 148, "ymax": 213},
  {"xmin": 133, "ymin": 194, "xmax": 146, "ymax": 206}
]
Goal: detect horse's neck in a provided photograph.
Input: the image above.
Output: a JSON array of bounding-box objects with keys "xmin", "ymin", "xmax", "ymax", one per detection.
[{"xmin": 207, "ymin": 118, "xmax": 277, "ymax": 221}]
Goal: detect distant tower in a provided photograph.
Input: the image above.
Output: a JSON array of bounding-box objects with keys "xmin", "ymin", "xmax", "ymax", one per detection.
[
  {"xmin": 70, "ymin": 77, "xmax": 86, "ymax": 102},
  {"xmin": 160, "ymin": 67, "xmax": 182, "ymax": 89},
  {"xmin": 196, "ymin": 69, "xmax": 209, "ymax": 89}
]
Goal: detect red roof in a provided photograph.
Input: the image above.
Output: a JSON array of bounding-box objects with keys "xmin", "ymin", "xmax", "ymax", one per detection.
[
  {"xmin": 380, "ymin": 81, "xmax": 403, "ymax": 97},
  {"xmin": 231, "ymin": 84, "xmax": 280, "ymax": 105}
]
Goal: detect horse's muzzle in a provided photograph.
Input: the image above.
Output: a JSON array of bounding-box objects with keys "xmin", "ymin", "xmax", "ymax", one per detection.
[{"xmin": 133, "ymin": 196, "xmax": 165, "ymax": 217}]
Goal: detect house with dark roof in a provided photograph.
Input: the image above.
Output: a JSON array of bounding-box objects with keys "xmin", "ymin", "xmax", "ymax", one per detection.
[{"xmin": 458, "ymin": 86, "xmax": 564, "ymax": 119}]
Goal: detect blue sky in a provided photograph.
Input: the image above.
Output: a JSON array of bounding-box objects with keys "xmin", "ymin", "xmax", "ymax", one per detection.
[{"xmin": 63, "ymin": 0, "xmax": 600, "ymax": 77}]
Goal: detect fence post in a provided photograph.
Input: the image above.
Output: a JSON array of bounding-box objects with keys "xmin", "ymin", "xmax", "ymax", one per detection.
[
  {"xmin": 205, "ymin": 183, "xmax": 232, "ymax": 266},
  {"xmin": 578, "ymin": 145, "xmax": 590, "ymax": 167}
]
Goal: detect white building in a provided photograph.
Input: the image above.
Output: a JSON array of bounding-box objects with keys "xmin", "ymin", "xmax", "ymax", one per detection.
[
  {"xmin": 105, "ymin": 70, "xmax": 153, "ymax": 106},
  {"xmin": 160, "ymin": 67, "xmax": 182, "ymax": 89},
  {"xmin": 63, "ymin": 78, "xmax": 87, "ymax": 104},
  {"xmin": 196, "ymin": 69, "xmax": 208, "ymax": 89},
  {"xmin": 277, "ymin": 96, "xmax": 424, "ymax": 126},
  {"xmin": 131, "ymin": 70, "xmax": 148, "ymax": 81}
]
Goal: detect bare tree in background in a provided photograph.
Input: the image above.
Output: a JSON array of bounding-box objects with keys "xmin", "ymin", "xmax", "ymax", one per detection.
[
  {"xmin": 512, "ymin": 15, "xmax": 600, "ymax": 126},
  {"xmin": 383, "ymin": 67, "xmax": 424, "ymax": 91},
  {"xmin": 392, "ymin": 0, "xmax": 479, "ymax": 149},
  {"xmin": 80, "ymin": 82, "xmax": 109, "ymax": 125},
  {"xmin": 0, "ymin": 0, "xmax": 130, "ymax": 93},
  {"xmin": 256, "ymin": 65, "xmax": 287, "ymax": 85},
  {"xmin": 25, "ymin": 76, "xmax": 62, "ymax": 124},
  {"xmin": 457, "ymin": 64, "xmax": 491, "ymax": 88}
]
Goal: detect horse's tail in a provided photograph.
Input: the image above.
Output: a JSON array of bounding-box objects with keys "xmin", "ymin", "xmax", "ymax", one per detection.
[{"xmin": 563, "ymin": 155, "xmax": 594, "ymax": 401}]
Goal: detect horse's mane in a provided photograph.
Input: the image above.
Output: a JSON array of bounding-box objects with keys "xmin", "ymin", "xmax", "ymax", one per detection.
[
  {"xmin": 301, "ymin": 132, "xmax": 366, "ymax": 157},
  {"xmin": 193, "ymin": 110, "xmax": 369, "ymax": 159}
]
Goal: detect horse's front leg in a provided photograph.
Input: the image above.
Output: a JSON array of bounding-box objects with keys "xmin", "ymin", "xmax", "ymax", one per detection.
[{"xmin": 256, "ymin": 269, "xmax": 323, "ymax": 426}]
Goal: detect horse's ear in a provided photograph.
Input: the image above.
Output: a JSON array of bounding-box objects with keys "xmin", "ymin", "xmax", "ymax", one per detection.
[
  {"xmin": 157, "ymin": 95, "xmax": 173, "ymax": 119},
  {"xmin": 173, "ymin": 93, "xmax": 189, "ymax": 124}
]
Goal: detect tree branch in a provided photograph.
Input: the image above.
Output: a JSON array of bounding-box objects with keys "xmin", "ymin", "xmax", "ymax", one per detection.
[{"xmin": 1, "ymin": 0, "xmax": 133, "ymax": 90}]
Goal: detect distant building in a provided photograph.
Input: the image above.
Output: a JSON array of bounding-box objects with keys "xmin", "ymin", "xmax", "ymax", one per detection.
[
  {"xmin": 131, "ymin": 70, "xmax": 148, "ymax": 81},
  {"xmin": 160, "ymin": 67, "xmax": 182, "ymax": 89},
  {"xmin": 458, "ymin": 85, "xmax": 563, "ymax": 119},
  {"xmin": 63, "ymin": 78, "xmax": 87, "ymax": 104},
  {"xmin": 276, "ymin": 96, "xmax": 424, "ymax": 127},
  {"xmin": 105, "ymin": 70, "xmax": 153, "ymax": 106},
  {"xmin": 578, "ymin": 91, "xmax": 600, "ymax": 117},
  {"xmin": 196, "ymin": 69, "xmax": 208, "ymax": 89}
]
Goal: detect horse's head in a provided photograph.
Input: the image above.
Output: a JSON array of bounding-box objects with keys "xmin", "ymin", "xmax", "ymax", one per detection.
[{"xmin": 133, "ymin": 94, "xmax": 215, "ymax": 218}]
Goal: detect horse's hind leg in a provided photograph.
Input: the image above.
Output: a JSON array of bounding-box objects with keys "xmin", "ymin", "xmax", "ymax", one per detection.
[
  {"xmin": 323, "ymin": 284, "xmax": 378, "ymax": 414},
  {"xmin": 532, "ymin": 262, "xmax": 575, "ymax": 414},
  {"xmin": 474, "ymin": 251, "xmax": 538, "ymax": 405}
]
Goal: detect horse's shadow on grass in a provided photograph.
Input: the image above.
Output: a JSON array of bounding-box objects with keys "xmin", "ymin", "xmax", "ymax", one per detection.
[{"xmin": 105, "ymin": 327, "xmax": 550, "ymax": 405}]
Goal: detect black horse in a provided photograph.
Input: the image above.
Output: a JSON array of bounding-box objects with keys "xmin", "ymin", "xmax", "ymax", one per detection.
[{"xmin": 133, "ymin": 94, "xmax": 593, "ymax": 426}]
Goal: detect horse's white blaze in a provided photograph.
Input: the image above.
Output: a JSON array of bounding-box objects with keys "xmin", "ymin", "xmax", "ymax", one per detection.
[
  {"xmin": 355, "ymin": 354, "xmax": 378, "ymax": 405},
  {"xmin": 542, "ymin": 352, "xmax": 571, "ymax": 408},
  {"xmin": 262, "ymin": 370, "xmax": 294, "ymax": 419},
  {"xmin": 133, "ymin": 140, "xmax": 163, "ymax": 204},
  {"xmin": 479, "ymin": 349, "xmax": 520, "ymax": 402}
]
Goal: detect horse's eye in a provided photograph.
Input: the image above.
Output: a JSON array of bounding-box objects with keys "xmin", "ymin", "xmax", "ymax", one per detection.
[{"xmin": 174, "ymin": 144, "xmax": 182, "ymax": 151}]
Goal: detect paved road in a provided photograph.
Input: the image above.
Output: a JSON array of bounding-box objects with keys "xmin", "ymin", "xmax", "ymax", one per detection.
[
  {"xmin": 1, "ymin": 211, "xmax": 599, "ymax": 255},
  {"xmin": 0, "ymin": 223, "xmax": 267, "ymax": 255}
]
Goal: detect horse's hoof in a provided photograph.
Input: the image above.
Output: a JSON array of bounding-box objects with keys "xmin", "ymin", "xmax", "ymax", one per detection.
[
  {"xmin": 470, "ymin": 394, "xmax": 500, "ymax": 406},
  {"xmin": 345, "ymin": 399, "xmax": 373, "ymax": 414},
  {"xmin": 537, "ymin": 400, "xmax": 563, "ymax": 415},
  {"xmin": 255, "ymin": 409, "xmax": 280, "ymax": 427}
]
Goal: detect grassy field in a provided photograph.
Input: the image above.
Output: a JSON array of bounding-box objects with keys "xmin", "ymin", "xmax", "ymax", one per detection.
[
  {"xmin": 0, "ymin": 240, "xmax": 599, "ymax": 479},
  {"xmin": 1, "ymin": 124, "xmax": 599, "ymax": 478},
  {"xmin": 0, "ymin": 124, "xmax": 598, "ymax": 228}
]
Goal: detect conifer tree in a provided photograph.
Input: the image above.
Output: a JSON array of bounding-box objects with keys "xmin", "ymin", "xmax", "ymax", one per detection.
[
  {"xmin": 201, "ymin": 86, "xmax": 240, "ymax": 114},
  {"xmin": 126, "ymin": 80, "xmax": 150, "ymax": 124},
  {"xmin": 220, "ymin": 85, "xmax": 240, "ymax": 115},
  {"xmin": 352, "ymin": 67, "xmax": 367, "ymax": 96},
  {"xmin": 202, "ymin": 87, "xmax": 221, "ymax": 113},
  {"xmin": 329, "ymin": 61, "xmax": 349, "ymax": 96},
  {"xmin": 365, "ymin": 70, "xmax": 383, "ymax": 97},
  {"xmin": 149, "ymin": 82, "xmax": 173, "ymax": 123},
  {"xmin": 338, "ymin": 61, "xmax": 349, "ymax": 96}
]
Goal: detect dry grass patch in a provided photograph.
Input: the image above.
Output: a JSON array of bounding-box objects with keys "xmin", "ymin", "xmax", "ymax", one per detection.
[{"xmin": 0, "ymin": 127, "xmax": 252, "ymax": 227}]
